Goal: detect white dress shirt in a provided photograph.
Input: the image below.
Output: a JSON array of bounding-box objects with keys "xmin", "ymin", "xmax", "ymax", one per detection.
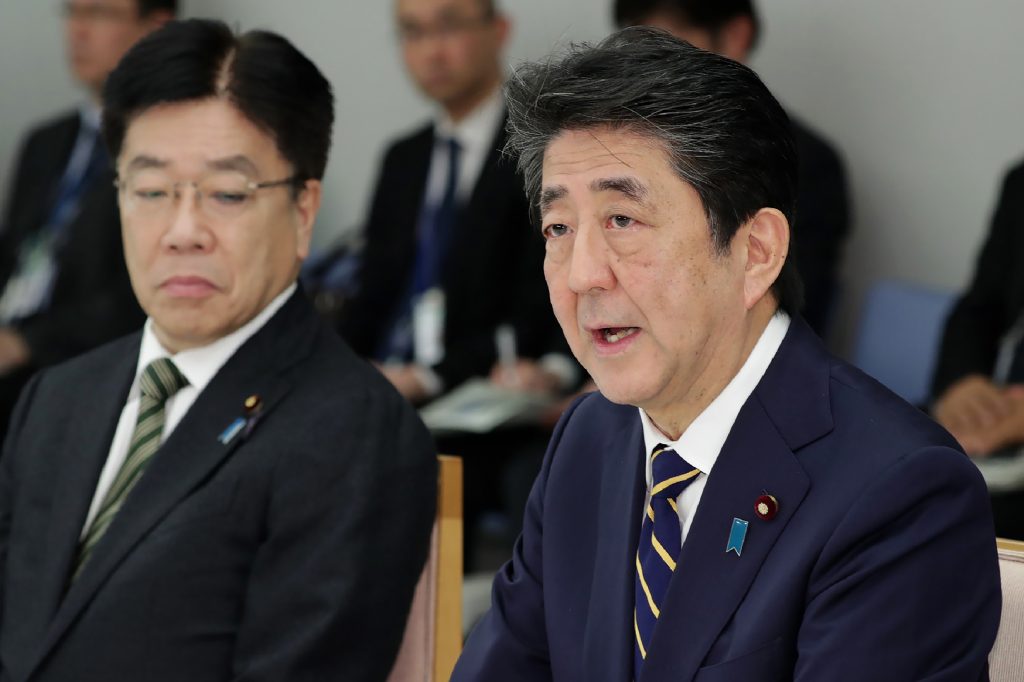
[
  {"xmin": 427, "ymin": 84, "xmax": 505, "ymax": 204},
  {"xmin": 80, "ymin": 283, "xmax": 297, "ymax": 536},
  {"xmin": 639, "ymin": 312, "xmax": 791, "ymax": 545}
]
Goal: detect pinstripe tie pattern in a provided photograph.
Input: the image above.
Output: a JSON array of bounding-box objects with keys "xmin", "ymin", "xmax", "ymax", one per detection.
[
  {"xmin": 72, "ymin": 358, "xmax": 188, "ymax": 581},
  {"xmin": 634, "ymin": 444, "xmax": 701, "ymax": 679}
]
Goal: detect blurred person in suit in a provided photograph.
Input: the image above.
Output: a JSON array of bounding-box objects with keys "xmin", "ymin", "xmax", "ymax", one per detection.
[
  {"xmin": 338, "ymin": 0, "xmax": 565, "ymax": 405},
  {"xmin": 614, "ymin": 0, "xmax": 851, "ymax": 338},
  {"xmin": 0, "ymin": 0, "xmax": 176, "ymax": 437},
  {"xmin": 932, "ymin": 158, "xmax": 1024, "ymax": 538},
  {"xmin": 0, "ymin": 19, "xmax": 436, "ymax": 681},
  {"xmin": 452, "ymin": 28, "xmax": 999, "ymax": 681}
]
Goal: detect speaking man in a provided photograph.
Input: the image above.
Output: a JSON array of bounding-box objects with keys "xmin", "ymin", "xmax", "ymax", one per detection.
[{"xmin": 452, "ymin": 28, "xmax": 1000, "ymax": 681}]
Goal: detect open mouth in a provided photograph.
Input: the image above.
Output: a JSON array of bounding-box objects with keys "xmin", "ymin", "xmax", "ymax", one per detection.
[{"xmin": 599, "ymin": 327, "xmax": 639, "ymax": 343}]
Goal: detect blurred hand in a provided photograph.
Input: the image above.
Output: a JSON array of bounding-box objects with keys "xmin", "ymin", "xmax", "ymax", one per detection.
[
  {"xmin": 379, "ymin": 364, "xmax": 430, "ymax": 404},
  {"xmin": 953, "ymin": 393, "xmax": 1024, "ymax": 456},
  {"xmin": 937, "ymin": 377, "xmax": 1024, "ymax": 456},
  {"xmin": 934, "ymin": 374, "xmax": 1014, "ymax": 435},
  {"xmin": 0, "ymin": 328, "xmax": 30, "ymax": 376},
  {"xmin": 490, "ymin": 359, "xmax": 562, "ymax": 395}
]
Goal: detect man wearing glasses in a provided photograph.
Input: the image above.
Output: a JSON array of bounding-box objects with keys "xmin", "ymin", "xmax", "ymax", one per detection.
[
  {"xmin": 0, "ymin": 0, "xmax": 175, "ymax": 439},
  {"xmin": 0, "ymin": 19, "xmax": 437, "ymax": 681}
]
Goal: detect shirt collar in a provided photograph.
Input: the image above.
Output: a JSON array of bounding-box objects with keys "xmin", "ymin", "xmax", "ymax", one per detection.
[
  {"xmin": 434, "ymin": 83, "xmax": 504, "ymax": 151},
  {"xmin": 640, "ymin": 311, "xmax": 791, "ymax": 477},
  {"xmin": 133, "ymin": 282, "xmax": 297, "ymax": 398},
  {"xmin": 78, "ymin": 102, "xmax": 102, "ymax": 135}
]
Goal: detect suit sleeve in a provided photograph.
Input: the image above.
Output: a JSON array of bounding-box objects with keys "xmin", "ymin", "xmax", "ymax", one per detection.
[
  {"xmin": 0, "ymin": 372, "xmax": 43, "ymax": 648},
  {"xmin": 337, "ymin": 143, "xmax": 413, "ymax": 357},
  {"xmin": 229, "ymin": 385, "xmax": 437, "ymax": 681},
  {"xmin": 795, "ymin": 445, "xmax": 1000, "ymax": 680},
  {"xmin": 451, "ymin": 396, "xmax": 589, "ymax": 680},
  {"xmin": 932, "ymin": 164, "xmax": 1024, "ymax": 398}
]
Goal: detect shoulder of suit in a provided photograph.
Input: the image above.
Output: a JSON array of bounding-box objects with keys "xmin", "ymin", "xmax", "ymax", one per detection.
[
  {"xmin": 1001, "ymin": 156, "xmax": 1024, "ymax": 188},
  {"xmin": 382, "ymin": 121, "xmax": 435, "ymax": 158},
  {"xmin": 31, "ymin": 331, "xmax": 140, "ymax": 390},
  {"xmin": 21, "ymin": 109, "xmax": 82, "ymax": 148}
]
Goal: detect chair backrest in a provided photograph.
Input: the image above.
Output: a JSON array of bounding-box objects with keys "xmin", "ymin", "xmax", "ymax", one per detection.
[
  {"xmin": 851, "ymin": 279, "xmax": 956, "ymax": 406},
  {"xmin": 991, "ymin": 538, "xmax": 1024, "ymax": 680},
  {"xmin": 387, "ymin": 455, "xmax": 463, "ymax": 682}
]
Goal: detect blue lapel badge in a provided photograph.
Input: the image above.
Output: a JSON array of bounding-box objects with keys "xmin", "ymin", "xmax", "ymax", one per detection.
[
  {"xmin": 218, "ymin": 417, "xmax": 245, "ymax": 445},
  {"xmin": 218, "ymin": 394, "xmax": 264, "ymax": 445},
  {"xmin": 726, "ymin": 517, "xmax": 749, "ymax": 556}
]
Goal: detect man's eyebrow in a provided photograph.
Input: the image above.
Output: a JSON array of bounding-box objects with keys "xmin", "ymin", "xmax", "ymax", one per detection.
[
  {"xmin": 591, "ymin": 176, "xmax": 649, "ymax": 205},
  {"xmin": 539, "ymin": 185, "xmax": 568, "ymax": 214},
  {"xmin": 206, "ymin": 155, "xmax": 260, "ymax": 176},
  {"xmin": 124, "ymin": 155, "xmax": 167, "ymax": 172}
]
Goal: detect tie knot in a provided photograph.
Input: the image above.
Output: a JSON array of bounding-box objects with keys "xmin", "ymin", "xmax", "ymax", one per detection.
[
  {"xmin": 139, "ymin": 358, "xmax": 188, "ymax": 403},
  {"xmin": 650, "ymin": 445, "xmax": 700, "ymax": 500}
]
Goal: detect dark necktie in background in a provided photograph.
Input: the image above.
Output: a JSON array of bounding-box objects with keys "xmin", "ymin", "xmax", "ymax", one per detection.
[
  {"xmin": 378, "ymin": 136, "xmax": 462, "ymax": 362},
  {"xmin": 634, "ymin": 444, "xmax": 701, "ymax": 679}
]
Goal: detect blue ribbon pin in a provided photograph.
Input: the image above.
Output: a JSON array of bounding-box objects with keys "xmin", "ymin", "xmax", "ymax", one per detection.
[
  {"xmin": 726, "ymin": 518, "xmax": 749, "ymax": 556},
  {"xmin": 218, "ymin": 417, "xmax": 246, "ymax": 445}
]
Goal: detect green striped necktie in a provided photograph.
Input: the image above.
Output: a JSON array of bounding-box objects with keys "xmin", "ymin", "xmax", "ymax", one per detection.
[{"xmin": 72, "ymin": 358, "xmax": 188, "ymax": 581}]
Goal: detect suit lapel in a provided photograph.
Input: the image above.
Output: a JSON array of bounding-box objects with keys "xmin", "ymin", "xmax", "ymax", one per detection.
[
  {"xmin": 29, "ymin": 292, "xmax": 320, "ymax": 676},
  {"xmin": 641, "ymin": 401, "xmax": 811, "ymax": 680},
  {"xmin": 29, "ymin": 338, "xmax": 137, "ymax": 632},
  {"xmin": 640, "ymin": 319, "xmax": 832, "ymax": 680},
  {"xmin": 582, "ymin": 413, "xmax": 647, "ymax": 681}
]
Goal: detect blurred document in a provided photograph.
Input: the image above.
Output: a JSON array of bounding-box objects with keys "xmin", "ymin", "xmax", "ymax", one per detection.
[{"xmin": 420, "ymin": 378, "xmax": 555, "ymax": 434}]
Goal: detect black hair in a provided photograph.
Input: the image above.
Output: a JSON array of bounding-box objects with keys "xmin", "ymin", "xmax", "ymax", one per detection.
[
  {"xmin": 613, "ymin": 0, "xmax": 760, "ymax": 49},
  {"xmin": 136, "ymin": 0, "xmax": 178, "ymax": 17},
  {"xmin": 103, "ymin": 19, "xmax": 334, "ymax": 186},
  {"xmin": 504, "ymin": 26, "xmax": 801, "ymax": 313}
]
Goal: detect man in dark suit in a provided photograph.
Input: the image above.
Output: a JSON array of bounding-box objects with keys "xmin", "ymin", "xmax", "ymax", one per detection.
[
  {"xmin": 0, "ymin": 0, "xmax": 177, "ymax": 437},
  {"xmin": 0, "ymin": 19, "xmax": 437, "ymax": 681},
  {"xmin": 932, "ymin": 159, "xmax": 1024, "ymax": 537},
  {"xmin": 453, "ymin": 29, "xmax": 1000, "ymax": 681},
  {"xmin": 339, "ymin": 0, "xmax": 564, "ymax": 404},
  {"xmin": 614, "ymin": 0, "xmax": 851, "ymax": 338}
]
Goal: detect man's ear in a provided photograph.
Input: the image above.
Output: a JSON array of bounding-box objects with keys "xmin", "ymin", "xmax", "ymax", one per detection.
[
  {"xmin": 293, "ymin": 179, "xmax": 322, "ymax": 261},
  {"xmin": 742, "ymin": 207, "xmax": 789, "ymax": 310},
  {"xmin": 143, "ymin": 10, "xmax": 175, "ymax": 31},
  {"xmin": 716, "ymin": 14, "xmax": 756, "ymax": 63}
]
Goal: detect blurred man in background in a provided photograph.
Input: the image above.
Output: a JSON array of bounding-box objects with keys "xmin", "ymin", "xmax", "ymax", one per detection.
[
  {"xmin": 615, "ymin": 0, "xmax": 851, "ymax": 338},
  {"xmin": 338, "ymin": 0, "xmax": 564, "ymax": 404},
  {"xmin": 0, "ymin": 0, "xmax": 176, "ymax": 437}
]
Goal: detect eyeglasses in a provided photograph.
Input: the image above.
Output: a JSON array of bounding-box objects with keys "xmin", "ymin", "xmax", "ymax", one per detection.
[{"xmin": 115, "ymin": 172, "xmax": 300, "ymax": 223}]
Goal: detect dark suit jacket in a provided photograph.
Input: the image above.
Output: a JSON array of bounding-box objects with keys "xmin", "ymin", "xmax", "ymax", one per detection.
[
  {"xmin": 339, "ymin": 115, "xmax": 557, "ymax": 390},
  {"xmin": 453, "ymin": 318, "xmax": 1000, "ymax": 681},
  {"xmin": 0, "ymin": 290, "xmax": 437, "ymax": 681},
  {"xmin": 932, "ymin": 158, "xmax": 1024, "ymax": 398},
  {"xmin": 0, "ymin": 110, "xmax": 143, "ymax": 366},
  {"xmin": 790, "ymin": 116, "xmax": 850, "ymax": 336}
]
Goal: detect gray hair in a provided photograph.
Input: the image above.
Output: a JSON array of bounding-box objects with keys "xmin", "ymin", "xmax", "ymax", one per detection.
[{"xmin": 503, "ymin": 26, "xmax": 802, "ymax": 311}]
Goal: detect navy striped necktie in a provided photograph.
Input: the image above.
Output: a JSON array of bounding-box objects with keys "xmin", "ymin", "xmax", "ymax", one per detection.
[{"xmin": 634, "ymin": 444, "xmax": 701, "ymax": 678}]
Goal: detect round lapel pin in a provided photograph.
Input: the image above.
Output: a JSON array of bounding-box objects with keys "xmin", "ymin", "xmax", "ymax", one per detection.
[
  {"xmin": 244, "ymin": 394, "xmax": 262, "ymax": 414},
  {"xmin": 755, "ymin": 494, "xmax": 779, "ymax": 521}
]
